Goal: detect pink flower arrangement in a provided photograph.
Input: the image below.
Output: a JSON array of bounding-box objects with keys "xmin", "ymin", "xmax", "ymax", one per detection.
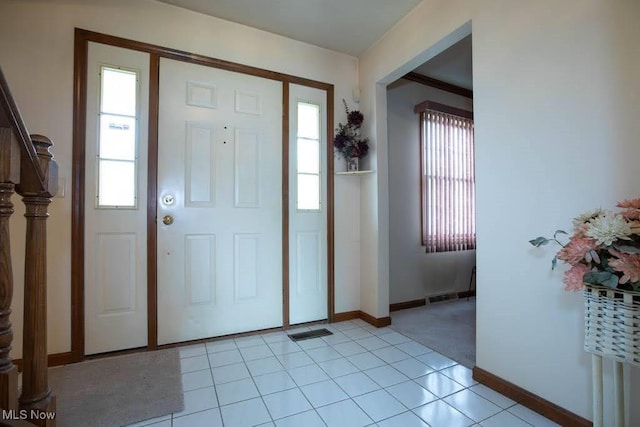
[{"xmin": 530, "ymin": 198, "xmax": 640, "ymax": 292}]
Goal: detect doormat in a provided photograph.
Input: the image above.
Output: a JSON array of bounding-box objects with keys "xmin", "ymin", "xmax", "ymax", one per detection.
[
  {"xmin": 288, "ymin": 328, "xmax": 333, "ymax": 341},
  {"xmin": 48, "ymin": 348, "xmax": 183, "ymax": 427}
]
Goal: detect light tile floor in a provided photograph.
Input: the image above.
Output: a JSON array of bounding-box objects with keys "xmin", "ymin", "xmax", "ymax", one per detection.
[{"xmin": 127, "ymin": 319, "xmax": 560, "ymax": 427}]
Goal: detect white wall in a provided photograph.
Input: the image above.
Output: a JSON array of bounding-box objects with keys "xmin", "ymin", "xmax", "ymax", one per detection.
[
  {"xmin": 0, "ymin": 0, "xmax": 360, "ymax": 357},
  {"xmin": 387, "ymin": 80, "xmax": 475, "ymax": 303},
  {"xmin": 360, "ymin": 0, "xmax": 639, "ymax": 423}
]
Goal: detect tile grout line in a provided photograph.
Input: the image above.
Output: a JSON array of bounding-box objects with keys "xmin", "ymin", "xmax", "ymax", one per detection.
[
  {"xmin": 207, "ymin": 345, "xmax": 225, "ymax": 427},
  {"xmin": 240, "ymin": 334, "xmax": 282, "ymax": 426}
]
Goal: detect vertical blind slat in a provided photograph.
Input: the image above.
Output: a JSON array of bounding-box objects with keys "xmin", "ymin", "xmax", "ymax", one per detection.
[{"xmin": 422, "ymin": 109, "xmax": 475, "ymax": 253}]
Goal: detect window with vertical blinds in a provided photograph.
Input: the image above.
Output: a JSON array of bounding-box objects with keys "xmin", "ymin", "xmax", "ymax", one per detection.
[{"xmin": 417, "ymin": 101, "xmax": 475, "ymax": 253}]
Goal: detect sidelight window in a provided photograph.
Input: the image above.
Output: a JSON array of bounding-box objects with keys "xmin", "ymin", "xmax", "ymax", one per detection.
[
  {"xmin": 296, "ymin": 101, "xmax": 321, "ymax": 211},
  {"xmin": 97, "ymin": 66, "xmax": 139, "ymax": 208}
]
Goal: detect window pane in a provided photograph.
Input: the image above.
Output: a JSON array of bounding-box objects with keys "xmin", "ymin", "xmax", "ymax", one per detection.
[
  {"xmin": 297, "ymin": 174, "xmax": 320, "ymax": 210},
  {"xmin": 297, "ymin": 102, "xmax": 319, "ymax": 139},
  {"xmin": 422, "ymin": 110, "xmax": 475, "ymax": 252},
  {"xmin": 99, "ymin": 114, "xmax": 136, "ymax": 160},
  {"xmin": 101, "ymin": 67, "xmax": 137, "ymax": 116},
  {"xmin": 297, "ymin": 138, "xmax": 320, "ymax": 174},
  {"xmin": 98, "ymin": 160, "xmax": 136, "ymax": 207}
]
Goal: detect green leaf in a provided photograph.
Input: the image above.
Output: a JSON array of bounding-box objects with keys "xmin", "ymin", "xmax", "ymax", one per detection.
[
  {"xmin": 554, "ymin": 230, "xmax": 568, "ymax": 238},
  {"xmin": 584, "ymin": 271, "xmax": 619, "ymax": 288},
  {"xmin": 529, "ymin": 237, "xmax": 549, "ymax": 247},
  {"xmin": 551, "ymin": 256, "xmax": 558, "ymax": 270},
  {"xmin": 613, "ymin": 245, "xmax": 640, "ymax": 254},
  {"xmin": 601, "ymin": 275, "xmax": 619, "ymax": 288}
]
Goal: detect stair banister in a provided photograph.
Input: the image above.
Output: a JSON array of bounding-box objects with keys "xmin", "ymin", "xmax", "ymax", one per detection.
[{"xmin": 0, "ymin": 66, "xmax": 57, "ymax": 426}]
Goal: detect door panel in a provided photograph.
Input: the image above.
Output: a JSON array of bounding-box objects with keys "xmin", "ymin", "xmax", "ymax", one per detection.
[
  {"xmin": 289, "ymin": 84, "xmax": 328, "ymax": 324},
  {"xmin": 157, "ymin": 59, "xmax": 283, "ymax": 345},
  {"xmin": 84, "ymin": 42, "xmax": 149, "ymax": 355},
  {"xmin": 185, "ymin": 122, "xmax": 216, "ymax": 206}
]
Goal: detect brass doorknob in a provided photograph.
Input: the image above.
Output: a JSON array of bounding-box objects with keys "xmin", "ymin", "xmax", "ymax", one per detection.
[{"xmin": 162, "ymin": 215, "xmax": 174, "ymax": 225}]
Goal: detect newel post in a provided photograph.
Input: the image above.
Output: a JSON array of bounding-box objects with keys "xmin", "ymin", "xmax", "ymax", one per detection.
[
  {"xmin": 0, "ymin": 127, "xmax": 20, "ymax": 411},
  {"xmin": 16, "ymin": 134, "xmax": 57, "ymax": 425}
]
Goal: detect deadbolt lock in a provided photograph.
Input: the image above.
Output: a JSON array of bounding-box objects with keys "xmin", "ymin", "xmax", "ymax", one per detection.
[{"xmin": 162, "ymin": 215, "xmax": 174, "ymax": 226}]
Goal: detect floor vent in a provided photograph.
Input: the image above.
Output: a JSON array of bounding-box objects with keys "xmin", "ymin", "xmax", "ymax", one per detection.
[
  {"xmin": 428, "ymin": 293, "xmax": 458, "ymax": 304},
  {"xmin": 288, "ymin": 328, "xmax": 333, "ymax": 341}
]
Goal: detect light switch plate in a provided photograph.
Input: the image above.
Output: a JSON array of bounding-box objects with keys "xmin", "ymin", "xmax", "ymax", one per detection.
[{"xmin": 55, "ymin": 177, "xmax": 65, "ymax": 198}]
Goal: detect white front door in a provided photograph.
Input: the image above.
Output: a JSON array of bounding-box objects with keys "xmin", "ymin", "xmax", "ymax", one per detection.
[
  {"xmin": 157, "ymin": 58, "xmax": 283, "ymax": 345},
  {"xmin": 288, "ymin": 84, "xmax": 328, "ymax": 325},
  {"xmin": 84, "ymin": 42, "xmax": 149, "ymax": 355}
]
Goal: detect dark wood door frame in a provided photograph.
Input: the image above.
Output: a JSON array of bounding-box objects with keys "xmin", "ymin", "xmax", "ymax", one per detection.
[{"xmin": 72, "ymin": 28, "xmax": 335, "ymax": 362}]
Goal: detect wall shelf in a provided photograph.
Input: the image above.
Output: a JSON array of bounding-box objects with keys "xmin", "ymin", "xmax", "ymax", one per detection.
[{"xmin": 335, "ymin": 170, "xmax": 375, "ymax": 176}]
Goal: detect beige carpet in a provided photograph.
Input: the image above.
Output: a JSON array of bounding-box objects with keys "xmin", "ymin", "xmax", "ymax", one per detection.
[
  {"xmin": 48, "ymin": 348, "xmax": 184, "ymax": 427},
  {"xmin": 390, "ymin": 298, "xmax": 476, "ymax": 368}
]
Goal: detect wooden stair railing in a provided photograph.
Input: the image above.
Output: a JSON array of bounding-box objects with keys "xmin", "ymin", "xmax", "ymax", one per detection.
[{"xmin": 0, "ymin": 66, "xmax": 57, "ymax": 426}]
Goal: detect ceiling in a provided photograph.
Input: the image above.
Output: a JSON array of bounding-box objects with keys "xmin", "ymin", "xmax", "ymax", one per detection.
[
  {"xmin": 412, "ymin": 35, "xmax": 473, "ymax": 90},
  {"xmin": 157, "ymin": 0, "xmax": 423, "ymax": 56},
  {"xmin": 156, "ymin": 0, "xmax": 471, "ymax": 87}
]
